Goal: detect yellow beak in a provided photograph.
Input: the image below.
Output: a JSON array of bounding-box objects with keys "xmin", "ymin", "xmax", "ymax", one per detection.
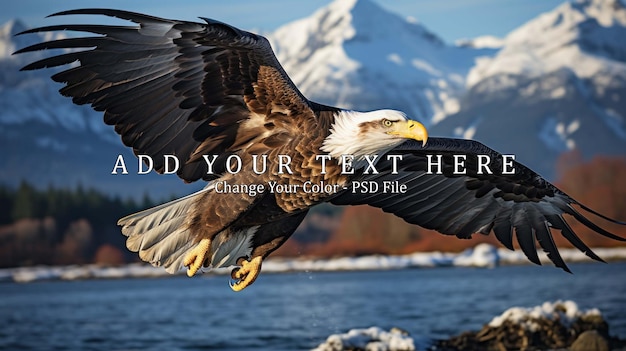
[{"xmin": 388, "ymin": 120, "xmax": 428, "ymax": 146}]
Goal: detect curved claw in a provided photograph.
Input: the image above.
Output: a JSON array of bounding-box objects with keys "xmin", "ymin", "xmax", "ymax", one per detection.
[
  {"xmin": 229, "ymin": 256, "xmax": 263, "ymax": 292},
  {"xmin": 228, "ymin": 276, "xmax": 238, "ymax": 289}
]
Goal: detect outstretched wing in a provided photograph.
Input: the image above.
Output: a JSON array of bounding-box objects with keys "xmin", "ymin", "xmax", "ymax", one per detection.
[
  {"xmin": 16, "ymin": 9, "xmax": 317, "ymax": 182},
  {"xmin": 331, "ymin": 138, "xmax": 626, "ymax": 272}
]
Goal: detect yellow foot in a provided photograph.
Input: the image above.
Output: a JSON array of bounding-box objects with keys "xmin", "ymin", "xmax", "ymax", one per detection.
[
  {"xmin": 183, "ymin": 238, "xmax": 211, "ymax": 277},
  {"xmin": 230, "ymin": 256, "xmax": 263, "ymax": 292}
]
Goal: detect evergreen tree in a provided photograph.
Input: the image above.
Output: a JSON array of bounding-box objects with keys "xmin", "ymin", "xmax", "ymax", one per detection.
[
  {"xmin": 11, "ymin": 181, "xmax": 40, "ymax": 220},
  {"xmin": 0, "ymin": 184, "xmax": 14, "ymax": 225},
  {"xmin": 141, "ymin": 192, "xmax": 153, "ymax": 209}
]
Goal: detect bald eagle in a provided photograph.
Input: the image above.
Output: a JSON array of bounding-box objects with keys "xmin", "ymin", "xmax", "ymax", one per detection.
[{"xmin": 17, "ymin": 9, "xmax": 625, "ymax": 291}]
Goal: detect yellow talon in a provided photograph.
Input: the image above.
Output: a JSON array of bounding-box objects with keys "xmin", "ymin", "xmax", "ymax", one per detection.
[
  {"xmin": 230, "ymin": 256, "xmax": 263, "ymax": 292},
  {"xmin": 183, "ymin": 238, "xmax": 211, "ymax": 277}
]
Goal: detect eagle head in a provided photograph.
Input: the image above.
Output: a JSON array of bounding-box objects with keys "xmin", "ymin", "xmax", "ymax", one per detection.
[{"xmin": 322, "ymin": 109, "xmax": 428, "ymax": 162}]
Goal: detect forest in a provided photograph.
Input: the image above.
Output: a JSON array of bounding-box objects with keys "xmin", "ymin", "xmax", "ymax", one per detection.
[
  {"xmin": 0, "ymin": 182, "xmax": 156, "ymax": 267},
  {"xmin": 1, "ymin": 154, "xmax": 625, "ymax": 268}
]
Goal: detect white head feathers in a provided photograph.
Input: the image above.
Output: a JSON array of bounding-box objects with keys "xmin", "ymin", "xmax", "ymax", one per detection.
[{"xmin": 321, "ymin": 109, "xmax": 410, "ymax": 163}]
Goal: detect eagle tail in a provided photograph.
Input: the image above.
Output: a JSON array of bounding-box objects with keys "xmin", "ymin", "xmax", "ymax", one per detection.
[{"xmin": 118, "ymin": 183, "xmax": 214, "ymax": 273}]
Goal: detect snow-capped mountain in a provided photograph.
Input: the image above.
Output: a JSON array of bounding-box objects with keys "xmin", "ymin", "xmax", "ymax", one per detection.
[
  {"xmin": 432, "ymin": 0, "xmax": 626, "ymax": 178},
  {"xmin": 269, "ymin": 0, "xmax": 494, "ymax": 124},
  {"xmin": 467, "ymin": 0, "xmax": 626, "ymax": 88}
]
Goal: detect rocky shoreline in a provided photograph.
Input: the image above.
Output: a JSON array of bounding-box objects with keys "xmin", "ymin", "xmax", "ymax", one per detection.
[
  {"xmin": 437, "ymin": 310, "xmax": 623, "ymax": 351},
  {"xmin": 313, "ymin": 301, "xmax": 625, "ymax": 351}
]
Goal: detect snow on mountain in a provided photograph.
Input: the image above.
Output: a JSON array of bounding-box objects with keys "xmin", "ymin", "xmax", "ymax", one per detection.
[
  {"xmin": 456, "ymin": 35, "xmax": 505, "ymax": 49},
  {"xmin": 1, "ymin": 19, "xmax": 28, "ymax": 58},
  {"xmin": 467, "ymin": 0, "xmax": 626, "ymax": 88},
  {"xmin": 432, "ymin": 0, "xmax": 626, "ymax": 178},
  {"xmin": 269, "ymin": 0, "xmax": 492, "ymax": 124},
  {"xmin": 0, "ymin": 19, "xmax": 61, "ymax": 59}
]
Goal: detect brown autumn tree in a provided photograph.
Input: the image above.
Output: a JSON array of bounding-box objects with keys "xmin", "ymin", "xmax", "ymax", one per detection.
[
  {"xmin": 54, "ymin": 219, "xmax": 94, "ymax": 265},
  {"xmin": 0, "ymin": 217, "xmax": 57, "ymax": 267},
  {"xmin": 554, "ymin": 155, "xmax": 626, "ymax": 248},
  {"xmin": 94, "ymin": 244, "xmax": 125, "ymax": 266}
]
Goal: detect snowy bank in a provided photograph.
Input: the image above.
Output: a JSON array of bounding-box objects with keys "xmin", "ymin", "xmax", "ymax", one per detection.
[
  {"xmin": 2, "ymin": 244, "xmax": 626, "ymax": 283},
  {"xmin": 5, "ymin": 263, "xmax": 171, "ymax": 283},
  {"xmin": 312, "ymin": 327, "xmax": 422, "ymax": 351},
  {"xmin": 262, "ymin": 244, "xmax": 626, "ymax": 273},
  {"xmin": 487, "ymin": 300, "xmax": 600, "ymax": 331}
]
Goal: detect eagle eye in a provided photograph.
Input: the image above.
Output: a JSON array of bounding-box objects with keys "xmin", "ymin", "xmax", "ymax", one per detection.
[{"xmin": 382, "ymin": 119, "xmax": 393, "ymax": 127}]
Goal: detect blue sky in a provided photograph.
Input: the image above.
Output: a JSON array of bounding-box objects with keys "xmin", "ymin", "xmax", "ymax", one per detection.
[{"xmin": 3, "ymin": 0, "xmax": 564, "ymax": 43}]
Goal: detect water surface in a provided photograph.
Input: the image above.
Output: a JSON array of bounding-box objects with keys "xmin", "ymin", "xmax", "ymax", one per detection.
[{"xmin": 1, "ymin": 263, "xmax": 625, "ymax": 350}]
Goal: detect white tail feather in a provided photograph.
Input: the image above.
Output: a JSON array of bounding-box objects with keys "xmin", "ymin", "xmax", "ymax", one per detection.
[
  {"xmin": 117, "ymin": 182, "xmax": 258, "ymax": 274},
  {"xmin": 118, "ymin": 183, "xmax": 214, "ymax": 274}
]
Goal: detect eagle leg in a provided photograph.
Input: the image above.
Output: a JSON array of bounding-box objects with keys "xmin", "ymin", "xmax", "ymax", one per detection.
[
  {"xmin": 229, "ymin": 256, "xmax": 263, "ymax": 292},
  {"xmin": 183, "ymin": 238, "xmax": 212, "ymax": 277}
]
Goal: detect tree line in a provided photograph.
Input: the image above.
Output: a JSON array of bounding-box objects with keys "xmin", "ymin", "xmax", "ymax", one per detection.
[
  {"xmin": 0, "ymin": 181, "xmax": 159, "ymax": 267},
  {"xmin": 1, "ymin": 181, "xmax": 155, "ymax": 227}
]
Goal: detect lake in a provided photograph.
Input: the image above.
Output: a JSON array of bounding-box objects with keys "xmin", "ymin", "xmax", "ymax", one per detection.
[{"xmin": 1, "ymin": 262, "xmax": 625, "ymax": 350}]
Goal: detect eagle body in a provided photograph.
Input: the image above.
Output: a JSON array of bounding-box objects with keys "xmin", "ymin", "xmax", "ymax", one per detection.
[
  {"xmin": 16, "ymin": 9, "xmax": 625, "ymax": 291},
  {"xmin": 184, "ymin": 120, "xmax": 346, "ymax": 266}
]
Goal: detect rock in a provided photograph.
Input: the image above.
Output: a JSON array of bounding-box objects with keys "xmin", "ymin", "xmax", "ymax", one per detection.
[
  {"xmin": 436, "ymin": 301, "xmax": 622, "ymax": 351},
  {"xmin": 570, "ymin": 330, "xmax": 609, "ymax": 351}
]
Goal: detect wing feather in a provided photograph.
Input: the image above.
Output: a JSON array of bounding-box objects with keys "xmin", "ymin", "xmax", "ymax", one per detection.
[
  {"xmin": 546, "ymin": 214, "xmax": 604, "ymax": 262},
  {"xmin": 17, "ymin": 8, "xmax": 318, "ymax": 182},
  {"xmin": 331, "ymin": 138, "xmax": 626, "ymax": 271}
]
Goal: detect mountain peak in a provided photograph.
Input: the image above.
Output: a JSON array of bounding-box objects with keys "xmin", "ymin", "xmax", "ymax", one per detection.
[
  {"xmin": 1, "ymin": 18, "xmax": 70, "ymax": 62},
  {"xmin": 1, "ymin": 19, "xmax": 31, "ymax": 59},
  {"xmin": 287, "ymin": 0, "xmax": 444, "ymax": 47},
  {"xmin": 270, "ymin": 0, "xmax": 481, "ymax": 124},
  {"xmin": 326, "ymin": 0, "xmax": 400, "ymax": 22},
  {"xmin": 325, "ymin": 0, "xmax": 371, "ymax": 13},
  {"xmin": 1, "ymin": 19, "xmax": 28, "ymax": 38}
]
